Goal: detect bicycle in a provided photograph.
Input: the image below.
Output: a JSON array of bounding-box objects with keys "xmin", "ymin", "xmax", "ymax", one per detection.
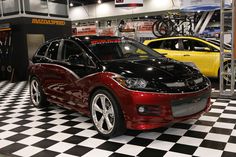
[{"xmin": 152, "ymin": 14, "xmax": 194, "ymax": 37}]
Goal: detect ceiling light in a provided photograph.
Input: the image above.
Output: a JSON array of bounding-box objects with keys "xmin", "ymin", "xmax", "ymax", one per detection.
[
  {"xmin": 98, "ymin": 0, "xmax": 102, "ymax": 4},
  {"xmin": 70, "ymin": 2, "xmax": 74, "ymax": 7}
]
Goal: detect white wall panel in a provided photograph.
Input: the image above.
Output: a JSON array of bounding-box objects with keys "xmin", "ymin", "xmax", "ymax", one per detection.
[{"xmin": 70, "ymin": 0, "xmax": 176, "ymax": 21}]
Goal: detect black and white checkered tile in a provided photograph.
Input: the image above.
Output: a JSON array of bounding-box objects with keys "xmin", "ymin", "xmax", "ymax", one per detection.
[{"xmin": 0, "ymin": 81, "xmax": 236, "ymax": 157}]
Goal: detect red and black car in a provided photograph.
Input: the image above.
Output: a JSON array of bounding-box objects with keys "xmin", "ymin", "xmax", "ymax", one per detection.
[{"xmin": 29, "ymin": 36, "xmax": 211, "ymax": 137}]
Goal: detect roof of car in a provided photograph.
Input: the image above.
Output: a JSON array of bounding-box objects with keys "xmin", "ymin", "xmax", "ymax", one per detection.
[
  {"xmin": 75, "ymin": 35, "xmax": 121, "ymax": 40},
  {"xmin": 145, "ymin": 36, "xmax": 203, "ymax": 42},
  {"xmin": 43, "ymin": 35, "xmax": 122, "ymax": 45}
]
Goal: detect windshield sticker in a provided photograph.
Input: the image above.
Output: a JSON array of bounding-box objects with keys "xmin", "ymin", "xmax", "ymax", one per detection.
[{"xmin": 91, "ymin": 39, "xmax": 121, "ymax": 45}]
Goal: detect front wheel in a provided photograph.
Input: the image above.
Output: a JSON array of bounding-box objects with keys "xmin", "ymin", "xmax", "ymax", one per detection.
[
  {"xmin": 223, "ymin": 62, "xmax": 236, "ymax": 84},
  {"xmin": 90, "ymin": 89, "xmax": 126, "ymax": 137}
]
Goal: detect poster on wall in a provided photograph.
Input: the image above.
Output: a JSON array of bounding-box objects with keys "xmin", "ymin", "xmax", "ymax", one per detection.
[
  {"xmin": 137, "ymin": 21, "xmax": 154, "ymax": 32},
  {"xmin": 179, "ymin": 0, "xmax": 232, "ymax": 11},
  {"xmin": 115, "ymin": 0, "xmax": 143, "ymax": 7},
  {"xmin": 118, "ymin": 20, "xmax": 154, "ymax": 33},
  {"xmin": 98, "ymin": 27, "xmax": 116, "ymax": 36},
  {"xmin": 73, "ymin": 25, "xmax": 97, "ymax": 36}
]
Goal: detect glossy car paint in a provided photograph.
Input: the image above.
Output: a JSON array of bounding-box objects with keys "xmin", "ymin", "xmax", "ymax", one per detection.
[
  {"xmin": 143, "ymin": 36, "xmax": 231, "ymax": 78},
  {"xmin": 29, "ymin": 36, "xmax": 211, "ymax": 130}
]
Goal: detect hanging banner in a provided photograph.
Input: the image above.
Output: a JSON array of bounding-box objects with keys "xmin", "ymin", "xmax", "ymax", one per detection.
[
  {"xmin": 137, "ymin": 21, "xmax": 154, "ymax": 32},
  {"xmin": 115, "ymin": 0, "xmax": 143, "ymax": 7},
  {"xmin": 98, "ymin": 27, "xmax": 116, "ymax": 36},
  {"xmin": 74, "ymin": 25, "xmax": 97, "ymax": 36},
  {"xmin": 179, "ymin": 0, "xmax": 232, "ymax": 12}
]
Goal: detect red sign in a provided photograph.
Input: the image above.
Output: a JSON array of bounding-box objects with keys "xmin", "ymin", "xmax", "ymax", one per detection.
[
  {"xmin": 74, "ymin": 26, "xmax": 97, "ymax": 36},
  {"xmin": 115, "ymin": 0, "xmax": 143, "ymax": 7}
]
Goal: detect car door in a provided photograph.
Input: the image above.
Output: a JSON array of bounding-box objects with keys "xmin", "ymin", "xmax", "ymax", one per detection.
[
  {"xmin": 180, "ymin": 38, "xmax": 219, "ymax": 77},
  {"xmin": 147, "ymin": 39, "xmax": 184, "ymax": 61},
  {"xmin": 58, "ymin": 39, "xmax": 98, "ymax": 112},
  {"xmin": 38, "ymin": 40, "xmax": 75, "ymax": 105}
]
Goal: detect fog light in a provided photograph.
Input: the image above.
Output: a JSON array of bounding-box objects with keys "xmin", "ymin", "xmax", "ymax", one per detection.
[
  {"xmin": 137, "ymin": 105, "xmax": 160, "ymax": 116},
  {"xmin": 138, "ymin": 106, "xmax": 145, "ymax": 113}
]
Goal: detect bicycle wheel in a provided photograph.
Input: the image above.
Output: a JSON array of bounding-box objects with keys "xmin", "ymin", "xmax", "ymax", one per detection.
[{"xmin": 152, "ymin": 20, "xmax": 174, "ymax": 37}]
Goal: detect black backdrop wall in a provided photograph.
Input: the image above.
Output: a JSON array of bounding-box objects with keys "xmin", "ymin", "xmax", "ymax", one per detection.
[{"xmin": 0, "ymin": 17, "xmax": 71, "ymax": 81}]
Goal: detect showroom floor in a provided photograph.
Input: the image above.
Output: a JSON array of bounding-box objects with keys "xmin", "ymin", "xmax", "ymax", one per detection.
[{"xmin": 0, "ymin": 81, "xmax": 236, "ymax": 157}]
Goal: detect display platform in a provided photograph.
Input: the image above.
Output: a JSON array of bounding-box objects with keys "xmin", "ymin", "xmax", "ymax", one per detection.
[{"xmin": 0, "ymin": 81, "xmax": 235, "ymax": 157}]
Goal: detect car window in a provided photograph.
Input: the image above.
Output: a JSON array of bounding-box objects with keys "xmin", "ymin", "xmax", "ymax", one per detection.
[
  {"xmin": 62, "ymin": 40, "xmax": 85, "ymax": 60},
  {"xmin": 182, "ymin": 39, "xmax": 192, "ymax": 51},
  {"xmin": 182, "ymin": 39, "xmax": 217, "ymax": 52},
  {"xmin": 87, "ymin": 38, "xmax": 163, "ymax": 61},
  {"xmin": 62, "ymin": 40, "xmax": 94, "ymax": 66},
  {"xmin": 46, "ymin": 41, "xmax": 60, "ymax": 60},
  {"xmin": 160, "ymin": 39, "xmax": 180, "ymax": 50},
  {"xmin": 90, "ymin": 43, "xmax": 123, "ymax": 61},
  {"xmin": 147, "ymin": 40, "xmax": 163, "ymax": 49},
  {"xmin": 37, "ymin": 43, "xmax": 50, "ymax": 56}
]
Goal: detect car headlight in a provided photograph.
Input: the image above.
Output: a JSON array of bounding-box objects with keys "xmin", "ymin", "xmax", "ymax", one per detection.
[{"xmin": 114, "ymin": 77, "xmax": 148, "ymax": 89}]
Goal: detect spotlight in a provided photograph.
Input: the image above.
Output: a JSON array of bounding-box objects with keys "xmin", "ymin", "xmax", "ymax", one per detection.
[
  {"xmin": 98, "ymin": 0, "xmax": 102, "ymax": 4},
  {"xmin": 70, "ymin": 2, "xmax": 74, "ymax": 7}
]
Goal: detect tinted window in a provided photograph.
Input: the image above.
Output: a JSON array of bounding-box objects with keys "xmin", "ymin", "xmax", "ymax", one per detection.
[
  {"xmin": 62, "ymin": 40, "xmax": 94, "ymax": 66},
  {"xmin": 47, "ymin": 41, "xmax": 60, "ymax": 60},
  {"xmin": 62, "ymin": 40, "xmax": 84, "ymax": 60},
  {"xmin": 148, "ymin": 40, "xmax": 163, "ymax": 49},
  {"xmin": 182, "ymin": 39, "xmax": 192, "ymax": 51},
  {"xmin": 160, "ymin": 39, "xmax": 180, "ymax": 50},
  {"xmin": 183, "ymin": 39, "xmax": 214, "ymax": 52},
  {"xmin": 88, "ymin": 38, "xmax": 163, "ymax": 61},
  {"xmin": 37, "ymin": 43, "xmax": 49, "ymax": 56}
]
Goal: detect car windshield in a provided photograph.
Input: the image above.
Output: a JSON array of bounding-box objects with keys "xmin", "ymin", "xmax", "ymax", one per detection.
[
  {"xmin": 87, "ymin": 38, "xmax": 163, "ymax": 61},
  {"xmin": 207, "ymin": 39, "xmax": 231, "ymax": 50}
]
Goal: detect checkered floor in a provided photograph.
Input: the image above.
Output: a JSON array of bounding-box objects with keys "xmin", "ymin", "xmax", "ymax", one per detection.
[{"xmin": 0, "ymin": 81, "xmax": 236, "ymax": 157}]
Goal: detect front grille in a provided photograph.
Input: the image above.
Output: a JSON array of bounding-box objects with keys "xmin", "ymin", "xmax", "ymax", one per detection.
[{"xmin": 171, "ymin": 92, "xmax": 210, "ymax": 118}]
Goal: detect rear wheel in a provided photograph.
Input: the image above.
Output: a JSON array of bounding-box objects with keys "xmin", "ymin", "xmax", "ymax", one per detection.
[
  {"xmin": 30, "ymin": 77, "xmax": 48, "ymax": 108},
  {"xmin": 90, "ymin": 89, "xmax": 126, "ymax": 137}
]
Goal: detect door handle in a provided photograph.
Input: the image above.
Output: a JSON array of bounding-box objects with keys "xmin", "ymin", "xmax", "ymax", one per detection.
[{"xmin": 183, "ymin": 54, "xmax": 190, "ymax": 57}]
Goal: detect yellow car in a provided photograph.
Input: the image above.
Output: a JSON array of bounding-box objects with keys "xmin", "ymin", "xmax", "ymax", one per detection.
[{"xmin": 143, "ymin": 36, "xmax": 232, "ymax": 80}]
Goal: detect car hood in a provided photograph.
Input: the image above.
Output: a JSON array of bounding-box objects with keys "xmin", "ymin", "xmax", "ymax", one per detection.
[
  {"xmin": 104, "ymin": 58, "xmax": 201, "ymax": 83},
  {"xmin": 103, "ymin": 58, "xmax": 211, "ymax": 93}
]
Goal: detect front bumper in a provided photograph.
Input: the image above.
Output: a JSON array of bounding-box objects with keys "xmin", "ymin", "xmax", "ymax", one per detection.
[{"xmin": 114, "ymin": 85, "xmax": 211, "ymax": 130}]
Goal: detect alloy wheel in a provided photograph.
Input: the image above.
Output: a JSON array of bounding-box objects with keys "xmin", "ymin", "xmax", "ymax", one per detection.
[
  {"xmin": 30, "ymin": 79, "xmax": 41, "ymax": 106},
  {"xmin": 223, "ymin": 63, "xmax": 236, "ymax": 83},
  {"xmin": 91, "ymin": 94, "xmax": 115, "ymax": 134}
]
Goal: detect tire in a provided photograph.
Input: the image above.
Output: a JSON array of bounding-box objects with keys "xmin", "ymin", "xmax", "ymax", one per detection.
[
  {"xmin": 90, "ymin": 89, "xmax": 126, "ymax": 138},
  {"xmin": 30, "ymin": 77, "xmax": 48, "ymax": 108},
  {"xmin": 223, "ymin": 62, "xmax": 236, "ymax": 84}
]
